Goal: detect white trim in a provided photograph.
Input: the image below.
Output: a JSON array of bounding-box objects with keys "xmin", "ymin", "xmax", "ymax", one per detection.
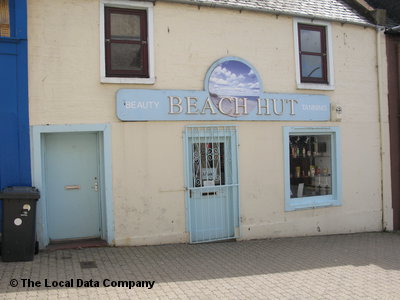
[
  {"xmin": 31, "ymin": 124, "xmax": 114, "ymax": 248},
  {"xmin": 99, "ymin": 0, "xmax": 155, "ymax": 84},
  {"xmin": 293, "ymin": 18, "xmax": 335, "ymax": 91}
]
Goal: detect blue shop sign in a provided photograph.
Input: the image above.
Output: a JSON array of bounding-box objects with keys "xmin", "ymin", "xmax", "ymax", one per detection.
[{"xmin": 116, "ymin": 57, "xmax": 330, "ymax": 121}]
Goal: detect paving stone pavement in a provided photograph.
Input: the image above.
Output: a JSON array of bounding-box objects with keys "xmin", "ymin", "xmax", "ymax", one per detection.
[{"xmin": 1, "ymin": 232, "xmax": 400, "ymax": 299}]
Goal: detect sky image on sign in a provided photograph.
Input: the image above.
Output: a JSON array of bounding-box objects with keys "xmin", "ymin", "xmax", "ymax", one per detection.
[{"xmin": 116, "ymin": 57, "xmax": 330, "ymax": 121}]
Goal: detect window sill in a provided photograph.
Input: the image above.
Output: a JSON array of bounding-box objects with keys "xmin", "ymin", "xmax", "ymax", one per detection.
[
  {"xmin": 296, "ymin": 82, "xmax": 335, "ymax": 91},
  {"xmin": 101, "ymin": 76, "xmax": 155, "ymax": 85},
  {"xmin": 285, "ymin": 198, "xmax": 341, "ymax": 212}
]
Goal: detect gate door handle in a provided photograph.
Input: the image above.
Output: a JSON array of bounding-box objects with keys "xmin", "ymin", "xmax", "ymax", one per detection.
[{"xmin": 92, "ymin": 177, "xmax": 99, "ymax": 192}]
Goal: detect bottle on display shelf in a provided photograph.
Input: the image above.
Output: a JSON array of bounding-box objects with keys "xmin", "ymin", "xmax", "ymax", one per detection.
[
  {"xmin": 295, "ymin": 166, "xmax": 301, "ymax": 178},
  {"xmin": 310, "ymin": 165, "xmax": 315, "ymax": 177}
]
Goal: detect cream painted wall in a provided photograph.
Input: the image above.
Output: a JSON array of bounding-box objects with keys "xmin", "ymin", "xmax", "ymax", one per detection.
[{"xmin": 28, "ymin": 0, "xmax": 386, "ymax": 245}]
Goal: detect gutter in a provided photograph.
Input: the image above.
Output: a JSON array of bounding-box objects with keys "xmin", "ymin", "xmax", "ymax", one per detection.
[
  {"xmin": 153, "ymin": 0, "xmax": 376, "ymax": 28},
  {"xmin": 386, "ymin": 25, "xmax": 400, "ymax": 34}
]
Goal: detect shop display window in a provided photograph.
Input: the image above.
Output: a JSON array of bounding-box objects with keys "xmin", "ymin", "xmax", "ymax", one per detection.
[{"xmin": 283, "ymin": 127, "xmax": 341, "ymax": 211}]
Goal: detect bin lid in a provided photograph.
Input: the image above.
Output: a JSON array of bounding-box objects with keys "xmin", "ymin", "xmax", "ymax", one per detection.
[{"xmin": 0, "ymin": 186, "xmax": 40, "ymax": 200}]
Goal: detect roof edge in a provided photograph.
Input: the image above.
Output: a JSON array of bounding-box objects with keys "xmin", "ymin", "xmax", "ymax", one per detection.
[
  {"xmin": 152, "ymin": 0, "xmax": 376, "ymax": 28},
  {"xmin": 341, "ymin": 0, "xmax": 391, "ymax": 26}
]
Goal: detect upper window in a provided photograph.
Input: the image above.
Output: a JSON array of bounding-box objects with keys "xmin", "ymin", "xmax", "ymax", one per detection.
[
  {"xmin": 293, "ymin": 19, "xmax": 334, "ymax": 90},
  {"xmin": 298, "ymin": 24, "xmax": 327, "ymax": 83},
  {"xmin": 0, "ymin": 0, "xmax": 10, "ymax": 37},
  {"xmin": 100, "ymin": 0, "xmax": 154, "ymax": 84},
  {"xmin": 105, "ymin": 7, "xmax": 148, "ymax": 78}
]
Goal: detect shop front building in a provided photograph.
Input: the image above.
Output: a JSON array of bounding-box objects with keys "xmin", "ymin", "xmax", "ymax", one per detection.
[{"xmin": 28, "ymin": 0, "xmax": 392, "ymax": 247}]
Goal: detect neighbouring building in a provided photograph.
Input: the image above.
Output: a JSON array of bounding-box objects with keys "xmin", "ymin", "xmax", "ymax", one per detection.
[
  {"xmin": 27, "ymin": 0, "xmax": 393, "ymax": 248},
  {"xmin": 0, "ymin": 0, "xmax": 31, "ymax": 233},
  {"xmin": 370, "ymin": 0, "xmax": 400, "ymax": 232},
  {"xmin": 386, "ymin": 26, "xmax": 400, "ymax": 231}
]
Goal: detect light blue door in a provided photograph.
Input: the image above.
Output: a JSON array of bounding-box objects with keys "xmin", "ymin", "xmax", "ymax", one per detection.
[
  {"xmin": 185, "ymin": 126, "xmax": 240, "ymax": 243},
  {"xmin": 44, "ymin": 132, "xmax": 101, "ymax": 241}
]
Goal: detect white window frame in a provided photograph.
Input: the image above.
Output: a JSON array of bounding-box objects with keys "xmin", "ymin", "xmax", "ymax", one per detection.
[
  {"xmin": 283, "ymin": 127, "xmax": 342, "ymax": 211},
  {"xmin": 100, "ymin": 0, "xmax": 155, "ymax": 84},
  {"xmin": 293, "ymin": 18, "xmax": 335, "ymax": 91}
]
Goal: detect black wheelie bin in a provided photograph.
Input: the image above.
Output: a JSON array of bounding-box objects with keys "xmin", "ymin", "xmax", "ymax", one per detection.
[{"xmin": 0, "ymin": 186, "xmax": 40, "ymax": 262}]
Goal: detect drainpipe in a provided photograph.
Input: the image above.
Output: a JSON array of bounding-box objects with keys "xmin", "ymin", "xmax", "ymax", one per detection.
[{"xmin": 376, "ymin": 26, "xmax": 393, "ymax": 231}]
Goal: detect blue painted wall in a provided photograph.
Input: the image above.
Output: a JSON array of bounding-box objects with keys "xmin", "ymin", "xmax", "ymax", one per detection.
[{"xmin": 0, "ymin": 0, "xmax": 31, "ymax": 232}]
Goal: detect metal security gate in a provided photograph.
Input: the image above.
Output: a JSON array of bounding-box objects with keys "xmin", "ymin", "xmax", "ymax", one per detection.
[{"xmin": 184, "ymin": 126, "xmax": 240, "ymax": 243}]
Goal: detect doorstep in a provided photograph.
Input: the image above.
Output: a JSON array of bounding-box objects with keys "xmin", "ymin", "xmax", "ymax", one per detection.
[{"xmin": 46, "ymin": 238, "xmax": 108, "ymax": 251}]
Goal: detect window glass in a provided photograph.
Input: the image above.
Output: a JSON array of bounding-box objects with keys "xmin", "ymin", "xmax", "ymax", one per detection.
[
  {"xmin": 284, "ymin": 127, "xmax": 341, "ymax": 211},
  {"xmin": 0, "ymin": 0, "xmax": 10, "ymax": 37},
  {"xmin": 289, "ymin": 134, "xmax": 332, "ymax": 199},
  {"xmin": 110, "ymin": 43, "xmax": 142, "ymax": 70},
  {"xmin": 300, "ymin": 29, "xmax": 321, "ymax": 52},
  {"xmin": 110, "ymin": 13, "xmax": 140, "ymax": 40},
  {"xmin": 301, "ymin": 55, "xmax": 323, "ymax": 78},
  {"xmin": 192, "ymin": 142, "xmax": 225, "ymax": 187}
]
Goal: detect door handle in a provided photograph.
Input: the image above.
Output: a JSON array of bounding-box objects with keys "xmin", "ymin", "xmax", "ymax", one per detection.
[{"xmin": 65, "ymin": 185, "xmax": 80, "ymax": 190}]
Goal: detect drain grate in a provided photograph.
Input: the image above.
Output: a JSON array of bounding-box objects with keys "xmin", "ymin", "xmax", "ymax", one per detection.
[{"xmin": 80, "ymin": 261, "xmax": 97, "ymax": 269}]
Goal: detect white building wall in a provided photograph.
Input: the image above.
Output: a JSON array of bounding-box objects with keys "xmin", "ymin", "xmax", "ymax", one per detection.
[{"xmin": 28, "ymin": 0, "xmax": 387, "ymax": 245}]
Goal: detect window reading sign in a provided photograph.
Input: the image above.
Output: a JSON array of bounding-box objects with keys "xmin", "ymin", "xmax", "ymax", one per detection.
[
  {"xmin": 283, "ymin": 127, "xmax": 341, "ymax": 211},
  {"xmin": 192, "ymin": 142, "xmax": 225, "ymax": 188}
]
